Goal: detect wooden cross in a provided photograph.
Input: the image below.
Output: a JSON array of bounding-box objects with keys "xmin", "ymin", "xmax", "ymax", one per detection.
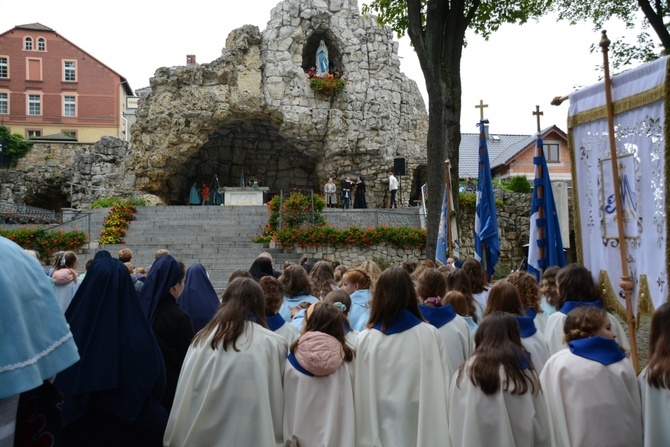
[
  {"xmin": 475, "ymin": 100, "xmax": 488, "ymax": 121},
  {"xmin": 533, "ymin": 105, "xmax": 543, "ymax": 132}
]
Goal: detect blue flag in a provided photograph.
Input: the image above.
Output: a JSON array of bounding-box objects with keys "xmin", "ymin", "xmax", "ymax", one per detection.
[
  {"xmin": 474, "ymin": 120, "xmax": 500, "ymax": 279},
  {"xmin": 528, "ymin": 137, "xmax": 566, "ymax": 282},
  {"xmin": 436, "ymin": 189, "xmax": 448, "ymax": 265}
]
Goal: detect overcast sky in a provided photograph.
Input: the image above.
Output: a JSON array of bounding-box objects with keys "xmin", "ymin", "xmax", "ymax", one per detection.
[{"xmin": 1, "ymin": 0, "xmax": 637, "ymax": 134}]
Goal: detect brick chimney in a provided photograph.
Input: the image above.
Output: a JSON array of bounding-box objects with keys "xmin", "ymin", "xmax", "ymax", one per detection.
[{"xmin": 186, "ymin": 55, "xmax": 196, "ymax": 66}]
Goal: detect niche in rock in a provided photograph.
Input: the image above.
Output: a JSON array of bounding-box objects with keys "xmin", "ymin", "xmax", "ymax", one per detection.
[
  {"xmin": 302, "ymin": 32, "xmax": 343, "ymax": 77},
  {"xmin": 178, "ymin": 119, "xmax": 320, "ymax": 202}
]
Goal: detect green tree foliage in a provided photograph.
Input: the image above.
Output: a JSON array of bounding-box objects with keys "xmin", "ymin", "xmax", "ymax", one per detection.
[
  {"xmin": 361, "ymin": 0, "xmax": 548, "ymax": 260},
  {"xmin": 0, "ymin": 125, "xmax": 32, "ymax": 166},
  {"xmin": 549, "ymin": 0, "xmax": 670, "ymax": 69}
]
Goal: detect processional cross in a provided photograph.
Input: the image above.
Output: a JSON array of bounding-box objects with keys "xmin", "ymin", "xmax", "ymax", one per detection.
[
  {"xmin": 533, "ymin": 105, "xmax": 543, "ymax": 132},
  {"xmin": 475, "ymin": 99, "xmax": 488, "ymax": 121}
]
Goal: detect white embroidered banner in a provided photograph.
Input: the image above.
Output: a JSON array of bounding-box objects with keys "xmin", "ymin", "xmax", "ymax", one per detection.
[{"xmin": 569, "ymin": 56, "xmax": 668, "ymax": 314}]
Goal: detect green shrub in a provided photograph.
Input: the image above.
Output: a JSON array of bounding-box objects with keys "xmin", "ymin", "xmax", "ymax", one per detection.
[
  {"xmin": 265, "ymin": 191, "xmax": 326, "ymax": 232},
  {"xmin": 92, "ymin": 196, "xmax": 146, "ymax": 209},
  {"xmin": 506, "ymin": 175, "xmax": 532, "ymax": 193}
]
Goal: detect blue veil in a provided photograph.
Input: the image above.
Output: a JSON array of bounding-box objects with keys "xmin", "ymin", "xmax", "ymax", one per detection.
[
  {"xmin": 53, "ymin": 257, "xmax": 165, "ymax": 425},
  {"xmin": 0, "ymin": 237, "xmax": 80, "ymax": 398},
  {"xmin": 138, "ymin": 254, "xmax": 183, "ymax": 326},
  {"xmin": 176, "ymin": 263, "xmax": 220, "ymax": 332}
]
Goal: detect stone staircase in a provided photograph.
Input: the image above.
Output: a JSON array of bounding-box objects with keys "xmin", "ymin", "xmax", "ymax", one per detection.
[
  {"xmin": 80, "ymin": 205, "xmax": 296, "ymax": 293},
  {"xmin": 73, "ymin": 205, "xmax": 422, "ymax": 293}
]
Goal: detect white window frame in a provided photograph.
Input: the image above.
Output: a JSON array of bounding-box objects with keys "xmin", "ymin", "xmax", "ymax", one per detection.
[
  {"xmin": 63, "ymin": 60, "xmax": 76, "ymax": 82},
  {"xmin": 0, "ymin": 56, "xmax": 8, "ymax": 78},
  {"xmin": 27, "ymin": 93, "xmax": 41, "ymax": 116},
  {"xmin": 545, "ymin": 143, "xmax": 560, "ymax": 163},
  {"xmin": 26, "ymin": 129, "xmax": 42, "ymax": 139},
  {"xmin": 63, "ymin": 95, "xmax": 76, "ymax": 117},
  {"xmin": 24, "ymin": 37, "xmax": 33, "ymax": 50},
  {"xmin": 0, "ymin": 92, "xmax": 8, "ymax": 115},
  {"xmin": 37, "ymin": 37, "xmax": 46, "ymax": 51}
]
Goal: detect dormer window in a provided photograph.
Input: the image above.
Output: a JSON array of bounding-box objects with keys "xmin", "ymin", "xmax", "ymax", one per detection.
[
  {"xmin": 37, "ymin": 38, "xmax": 46, "ymax": 51},
  {"xmin": 24, "ymin": 37, "xmax": 33, "ymax": 50}
]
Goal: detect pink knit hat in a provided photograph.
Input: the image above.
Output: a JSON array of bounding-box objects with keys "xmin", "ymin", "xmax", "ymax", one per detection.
[{"xmin": 294, "ymin": 331, "xmax": 344, "ymax": 376}]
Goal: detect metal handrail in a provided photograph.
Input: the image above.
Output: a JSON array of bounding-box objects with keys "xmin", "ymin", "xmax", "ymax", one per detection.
[{"xmin": 0, "ymin": 200, "xmax": 61, "ymax": 224}]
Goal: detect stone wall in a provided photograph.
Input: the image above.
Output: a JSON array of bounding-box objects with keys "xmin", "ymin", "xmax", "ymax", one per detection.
[
  {"xmin": 1, "ymin": 137, "xmax": 145, "ymax": 209},
  {"xmin": 277, "ymin": 241, "xmax": 425, "ymax": 267}
]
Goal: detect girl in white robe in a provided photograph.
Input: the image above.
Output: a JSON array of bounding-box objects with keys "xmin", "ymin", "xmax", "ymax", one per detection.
[
  {"xmin": 261, "ymin": 275, "xmax": 299, "ymax": 344},
  {"xmin": 507, "ymin": 270, "xmax": 547, "ymax": 334},
  {"xmin": 278, "ymin": 264, "xmax": 319, "ymax": 321},
  {"xmin": 444, "ymin": 290, "xmax": 479, "ymax": 336},
  {"xmin": 354, "ymin": 267, "xmax": 452, "ymax": 447},
  {"xmin": 540, "ymin": 306, "xmax": 642, "ymax": 447},
  {"xmin": 283, "ymin": 302, "xmax": 355, "ymax": 447},
  {"xmin": 340, "ymin": 267, "xmax": 373, "ymax": 330},
  {"xmin": 638, "ymin": 302, "xmax": 670, "ymax": 446},
  {"xmin": 484, "ymin": 281, "xmax": 550, "ymax": 372},
  {"xmin": 416, "ymin": 268, "xmax": 473, "ymax": 373},
  {"xmin": 446, "ymin": 270, "xmax": 483, "ymax": 330},
  {"xmin": 164, "ymin": 278, "xmax": 288, "ymax": 447},
  {"xmin": 543, "ymin": 264, "xmax": 629, "ymax": 355},
  {"xmin": 323, "ymin": 289, "xmax": 359, "ymax": 347},
  {"xmin": 462, "ymin": 258, "xmax": 490, "ymax": 310},
  {"xmin": 448, "ymin": 312, "xmax": 552, "ymax": 447}
]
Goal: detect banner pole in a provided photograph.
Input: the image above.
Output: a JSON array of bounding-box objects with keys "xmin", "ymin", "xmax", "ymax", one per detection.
[
  {"xmin": 533, "ymin": 106, "xmax": 546, "ymax": 272},
  {"xmin": 600, "ymin": 30, "xmax": 639, "ymax": 371}
]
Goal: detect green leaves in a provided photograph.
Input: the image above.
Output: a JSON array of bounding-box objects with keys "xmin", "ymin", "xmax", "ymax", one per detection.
[{"xmin": 0, "ymin": 125, "xmax": 32, "ymax": 166}]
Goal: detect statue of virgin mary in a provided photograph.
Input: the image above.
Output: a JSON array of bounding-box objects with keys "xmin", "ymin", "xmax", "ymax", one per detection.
[{"xmin": 316, "ymin": 40, "xmax": 329, "ymax": 76}]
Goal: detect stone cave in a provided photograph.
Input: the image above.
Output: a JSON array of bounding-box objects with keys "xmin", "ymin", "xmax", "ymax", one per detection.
[{"xmin": 176, "ymin": 119, "xmax": 319, "ymax": 204}]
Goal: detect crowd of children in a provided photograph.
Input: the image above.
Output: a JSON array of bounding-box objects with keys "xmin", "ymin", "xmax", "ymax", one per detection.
[{"xmin": 2, "ymin": 234, "xmax": 668, "ymax": 447}]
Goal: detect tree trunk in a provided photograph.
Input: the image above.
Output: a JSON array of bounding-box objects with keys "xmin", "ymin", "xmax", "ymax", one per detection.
[{"xmin": 423, "ymin": 67, "xmax": 462, "ymax": 261}]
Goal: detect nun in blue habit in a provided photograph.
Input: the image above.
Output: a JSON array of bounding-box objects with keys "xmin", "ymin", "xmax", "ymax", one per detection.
[
  {"xmin": 53, "ymin": 257, "xmax": 167, "ymax": 446},
  {"xmin": 0, "ymin": 237, "xmax": 80, "ymax": 446},
  {"xmin": 138, "ymin": 254, "xmax": 194, "ymax": 411},
  {"xmin": 176, "ymin": 263, "xmax": 220, "ymax": 332}
]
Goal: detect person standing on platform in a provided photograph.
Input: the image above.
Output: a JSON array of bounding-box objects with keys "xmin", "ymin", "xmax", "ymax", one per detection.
[
  {"xmin": 189, "ymin": 181, "xmax": 200, "ymax": 205},
  {"xmin": 387, "ymin": 171, "xmax": 398, "ymax": 208},
  {"xmin": 353, "ymin": 175, "xmax": 367, "ymax": 209},
  {"xmin": 324, "ymin": 177, "xmax": 337, "ymax": 208},
  {"xmin": 340, "ymin": 176, "xmax": 353, "ymax": 209},
  {"xmin": 200, "ymin": 181, "xmax": 210, "ymax": 206}
]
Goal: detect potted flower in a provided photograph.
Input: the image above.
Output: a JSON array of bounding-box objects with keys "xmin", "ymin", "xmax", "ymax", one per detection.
[{"xmin": 307, "ymin": 67, "xmax": 347, "ymax": 97}]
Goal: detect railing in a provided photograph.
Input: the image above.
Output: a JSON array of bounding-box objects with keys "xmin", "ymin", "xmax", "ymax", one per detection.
[{"xmin": 0, "ymin": 201, "xmax": 61, "ymax": 225}]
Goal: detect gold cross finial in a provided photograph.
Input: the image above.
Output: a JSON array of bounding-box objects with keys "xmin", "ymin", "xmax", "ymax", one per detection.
[
  {"xmin": 533, "ymin": 105, "xmax": 543, "ymax": 132},
  {"xmin": 475, "ymin": 100, "xmax": 488, "ymax": 121}
]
